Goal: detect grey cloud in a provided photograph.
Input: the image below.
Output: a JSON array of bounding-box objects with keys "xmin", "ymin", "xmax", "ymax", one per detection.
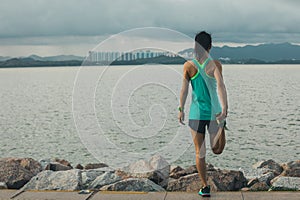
[{"xmin": 0, "ymin": 0, "xmax": 299, "ymax": 43}]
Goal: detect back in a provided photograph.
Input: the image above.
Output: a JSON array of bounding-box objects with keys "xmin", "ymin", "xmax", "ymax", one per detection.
[{"xmin": 189, "ymin": 58, "xmax": 222, "ymax": 120}]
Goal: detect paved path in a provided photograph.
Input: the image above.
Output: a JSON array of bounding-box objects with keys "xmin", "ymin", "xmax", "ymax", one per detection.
[{"xmin": 0, "ymin": 190, "xmax": 299, "ymax": 200}]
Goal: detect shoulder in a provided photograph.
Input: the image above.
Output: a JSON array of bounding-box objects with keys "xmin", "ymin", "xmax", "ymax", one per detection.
[
  {"xmin": 208, "ymin": 59, "xmax": 222, "ymax": 73},
  {"xmin": 213, "ymin": 60, "xmax": 222, "ymax": 68},
  {"xmin": 183, "ymin": 60, "xmax": 195, "ymax": 69},
  {"xmin": 183, "ymin": 60, "xmax": 196, "ymax": 73},
  {"xmin": 183, "ymin": 60, "xmax": 195, "ymax": 80}
]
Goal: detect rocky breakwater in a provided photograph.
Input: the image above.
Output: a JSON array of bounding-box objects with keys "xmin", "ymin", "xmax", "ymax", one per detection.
[
  {"xmin": 20, "ymin": 155, "xmax": 168, "ymax": 192},
  {"xmin": 0, "ymin": 156, "xmax": 299, "ymax": 192}
]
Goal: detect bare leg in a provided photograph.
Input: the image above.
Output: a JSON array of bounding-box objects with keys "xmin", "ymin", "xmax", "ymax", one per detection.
[
  {"xmin": 191, "ymin": 129, "xmax": 208, "ymax": 187},
  {"xmin": 210, "ymin": 127, "xmax": 226, "ymax": 154}
]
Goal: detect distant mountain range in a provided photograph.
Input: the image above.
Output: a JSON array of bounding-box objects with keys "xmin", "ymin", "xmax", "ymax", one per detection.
[
  {"xmin": 0, "ymin": 55, "xmax": 84, "ymax": 62},
  {"xmin": 0, "ymin": 43, "xmax": 300, "ymax": 67},
  {"xmin": 0, "ymin": 57, "xmax": 82, "ymax": 68},
  {"xmin": 27, "ymin": 54, "xmax": 84, "ymax": 62},
  {"xmin": 179, "ymin": 42, "xmax": 300, "ymax": 62},
  {"xmin": 0, "ymin": 55, "xmax": 84, "ymax": 68}
]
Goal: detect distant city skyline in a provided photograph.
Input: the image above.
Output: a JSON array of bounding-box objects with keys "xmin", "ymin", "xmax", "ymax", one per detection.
[
  {"xmin": 88, "ymin": 50, "xmax": 176, "ymax": 62},
  {"xmin": 0, "ymin": 0, "xmax": 299, "ymax": 57}
]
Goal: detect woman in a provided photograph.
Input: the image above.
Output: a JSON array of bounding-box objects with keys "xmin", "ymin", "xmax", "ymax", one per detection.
[{"xmin": 178, "ymin": 31, "xmax": 228, "ymax": 197}]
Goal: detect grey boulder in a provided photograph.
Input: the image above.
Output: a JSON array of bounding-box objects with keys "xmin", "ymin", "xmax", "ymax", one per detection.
[
  {"xmin": 122, "ymin": 155, "xmax": 170, "ymax": 188},
  {"xmin": 269, "ymin": 176, "xmax": 300, "ymax": 191},
  {"xmin": 207, "ymin": 169, "xmax": 247, "ymax": 191},
  {"xmin": 242, "ymin": 168, "xmax": 270, "ymax": 180},
  {"xmin": 257, "ymin": 171, "xmax": 275, "ymax": 185},
  {"xmin": 167, "ymin": 173, "xmax": 200, "ymax": 192},
  {"xmin": 21, "ymin": 169, "xmax": 82, "ymax": 191},
  {"xmin": 81, "ymin": 169, "xmax": 107, "ymax": 189},
  {"xmin": 88, "ymin": 171, "xmax": 122, "ymax": 189},
  {"xmin": 253, "ymin": 159, "xmax": 283, "ymax": 176},
  {"xmin": 167, "ymin": 169, "xmax": 247, "ymax": 192},
  {"xmin": 246, "ymin": 172, "xmax": 274, "ymax": 189},
  {"xmin": 100, "ymin": 178, "xmax": 165, "ymax": 192},
  {"xmin": 281, "ymin": 160, "xmax": 300, "ymax": 177},
  {"xmin": 249, "ymin": 182, "xmax": 270, "ymax": 191}
]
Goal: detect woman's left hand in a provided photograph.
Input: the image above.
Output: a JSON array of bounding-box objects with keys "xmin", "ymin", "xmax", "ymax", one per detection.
[{"xmin": 216, "ymin": 111, "xmax": 227, "ymax": 123}]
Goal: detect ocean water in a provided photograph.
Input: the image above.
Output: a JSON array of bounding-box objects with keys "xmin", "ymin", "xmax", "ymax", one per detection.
[{"xmin": 0, "ymin": 65, "xmax": 299, "ymax": 170}]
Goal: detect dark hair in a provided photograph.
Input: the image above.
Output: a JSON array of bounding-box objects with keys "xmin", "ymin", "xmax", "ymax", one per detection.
[{"xmin": 194, "ymin": 31, "xmax": 212, "ymax": 58}]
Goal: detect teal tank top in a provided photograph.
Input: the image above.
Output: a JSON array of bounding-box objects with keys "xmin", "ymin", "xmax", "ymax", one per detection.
[{"xmin": 189, "ymin": 58, "xmax": 222, "ymax": 120}]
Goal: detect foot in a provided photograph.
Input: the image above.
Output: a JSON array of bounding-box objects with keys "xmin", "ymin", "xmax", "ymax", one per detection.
[{"xmin": 198, "ymin": 185, "xmax": 210, "ymax": 197}]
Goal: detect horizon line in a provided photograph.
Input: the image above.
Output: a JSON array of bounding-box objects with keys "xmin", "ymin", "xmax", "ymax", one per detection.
[{"xmin": 1, "ymin": 41, "xmax": 299, "ymax": 58}]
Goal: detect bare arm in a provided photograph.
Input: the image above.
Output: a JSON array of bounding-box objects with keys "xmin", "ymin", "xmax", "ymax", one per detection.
[
  {"xmin": 178, "ymin": 62, "xmax": 190, "ymax": 124},
  {"xmin": 214, "ymin": 61, "xmax": 228, "ymax": 119}
]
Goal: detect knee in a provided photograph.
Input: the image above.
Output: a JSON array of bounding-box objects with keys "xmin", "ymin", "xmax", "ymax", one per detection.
[{"xmin": 195, "ymin": 150, "xmax": 206, "ymax": 159}]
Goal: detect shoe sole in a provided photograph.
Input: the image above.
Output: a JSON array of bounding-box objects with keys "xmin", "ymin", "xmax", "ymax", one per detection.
[{"xmin": 199, "ymin": 193, "xmax": 211, "ymax": 197}]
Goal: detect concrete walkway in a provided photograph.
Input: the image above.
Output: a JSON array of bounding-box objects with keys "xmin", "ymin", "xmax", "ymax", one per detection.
[{"xmin": 0, "ymin": 190, "xmax": 299, "ymax": 200}]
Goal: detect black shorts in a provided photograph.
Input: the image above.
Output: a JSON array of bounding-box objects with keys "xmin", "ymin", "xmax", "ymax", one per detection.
[{"xmin": 189, "ymin": 119, "xmax": 219, "ymax": 134}]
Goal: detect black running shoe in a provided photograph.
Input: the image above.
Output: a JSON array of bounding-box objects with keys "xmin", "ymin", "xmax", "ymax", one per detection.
[{"xmin": 198, "ymin": 185, "xmax": 211, "ymax": 197}]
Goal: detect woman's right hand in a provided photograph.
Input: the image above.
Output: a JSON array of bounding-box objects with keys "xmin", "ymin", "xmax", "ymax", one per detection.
[{"xmin": 178, "ymin": 111, "xmax": 185, "ymax": 125}]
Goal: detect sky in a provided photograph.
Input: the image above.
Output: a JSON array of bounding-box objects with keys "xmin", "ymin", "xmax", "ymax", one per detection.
[{"xmin": 0, "ymin": 0, "xmax": 299, "ymax": 57}]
